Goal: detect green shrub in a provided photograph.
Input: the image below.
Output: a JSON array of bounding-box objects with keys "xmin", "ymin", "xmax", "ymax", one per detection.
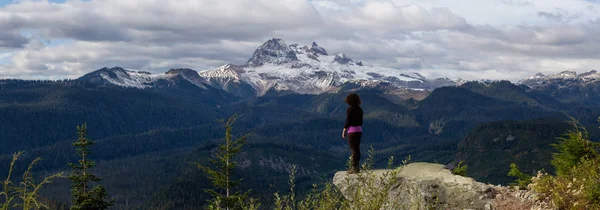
[
  {"xmin": 531, "ymin": 158, "xmax": 600, "ymax": 209},
  {"xmin": 550, "ymin": 121, "xmax": 599, "ymax": 176},
  {"xmin": 452, "ymin": 160, "xmax": 468, "ymax": 176},
  {"xmin": 530, "ymin": 120, "xmax": 600, "ymax": 209}
]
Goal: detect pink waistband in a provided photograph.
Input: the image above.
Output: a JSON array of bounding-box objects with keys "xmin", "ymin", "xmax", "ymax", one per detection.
[{"xmin": 348, "ymin": 126, "xmax": 362, "ymax": 133}]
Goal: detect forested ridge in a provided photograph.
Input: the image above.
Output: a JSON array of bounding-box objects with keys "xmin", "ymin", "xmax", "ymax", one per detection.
[{"xmin": 1, "ymin": 79, "xmax": 599, "ymax": 209}]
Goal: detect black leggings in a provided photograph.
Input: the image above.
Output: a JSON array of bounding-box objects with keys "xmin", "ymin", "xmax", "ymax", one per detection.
[{"xmin": 347, "ymin": 132, "xmax": 362, "ymax": 169}]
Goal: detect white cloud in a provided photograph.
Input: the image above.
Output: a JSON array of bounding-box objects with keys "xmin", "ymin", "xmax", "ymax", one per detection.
[
  {"xmin": 0, "ymin": 0, "xmax": 599, "ymax": 81},
  {"xmin": 331, "ymin": 2, "xmax": 467, "ymax": 32}
]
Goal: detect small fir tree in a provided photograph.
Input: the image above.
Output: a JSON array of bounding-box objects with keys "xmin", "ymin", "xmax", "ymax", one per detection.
[
  {"xmin": 68, "ymin": 123, "xmax": 113, "ymax": 210},
  {"xmin": 197, "ymin": 115, "xmax": 256, "ymax": 210},
  {"xmin": 508, "ymin": 163, "xmax": 532, "ymax": 189}
]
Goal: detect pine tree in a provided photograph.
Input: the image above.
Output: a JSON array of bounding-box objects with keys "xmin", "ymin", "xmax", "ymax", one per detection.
[
  {"xmin": 68, "ymin": 123, "xmax": 113, "ymax": 210},
  {"xmin": 197, "ymin": 115, "xmax": 256, "ymax": 210}
]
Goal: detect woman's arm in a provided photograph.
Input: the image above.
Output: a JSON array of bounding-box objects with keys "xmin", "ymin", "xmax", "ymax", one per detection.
[
  {"xmin": 344, "ymin": 106, "xmax": 352, "ymax": 129},
  {"xmin": 342, "ymin": 106, "xmax": 352, "ymax": 139}
]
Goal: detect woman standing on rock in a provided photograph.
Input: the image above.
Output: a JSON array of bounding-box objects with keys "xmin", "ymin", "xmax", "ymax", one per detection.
[{"xmin": 342, "ymin": 93, "xmax": 363, "ymax": 174}]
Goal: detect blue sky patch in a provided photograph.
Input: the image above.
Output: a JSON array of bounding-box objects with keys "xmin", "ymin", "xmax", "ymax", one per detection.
[{"xmin": 0, "ymin": 0, "xmax": 67, "ymax": 8}]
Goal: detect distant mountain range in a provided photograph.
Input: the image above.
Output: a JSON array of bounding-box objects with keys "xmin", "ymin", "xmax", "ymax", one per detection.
[
  {"xmin": 521, "ymin": 70, "xmax": 600, "ymax": 87},
  {"xmin": 76, "ymin": 38, "xmax": 600, "ymax": 100},
  {"xmin": 77, "ymin": 38, "xmax": 458, "ymax": 97}
]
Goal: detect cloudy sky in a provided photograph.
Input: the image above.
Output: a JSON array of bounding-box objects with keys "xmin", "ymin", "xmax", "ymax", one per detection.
[{"xmin": 1, "ymin": 0, "xmax": 600, "ymax": 80}]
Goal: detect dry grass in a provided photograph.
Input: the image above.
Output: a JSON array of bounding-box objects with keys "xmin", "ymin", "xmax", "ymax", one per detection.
[
  {"xmin": 273, "ymin": 146, "xmax": 414, "ymax": 210},
  {"xmin": 1, "ymin": 151, "xmax": 63, "ymax": 210}
]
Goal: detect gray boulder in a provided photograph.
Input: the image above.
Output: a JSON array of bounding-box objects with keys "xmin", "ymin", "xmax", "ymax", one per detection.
[{"xmin": 333, "ymin": 162, "xmax": 495, "ymax": 210}]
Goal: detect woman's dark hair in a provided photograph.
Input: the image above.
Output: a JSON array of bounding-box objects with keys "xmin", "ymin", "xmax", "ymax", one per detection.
[{"xmin": 345, "ymin": 93, "xmax": 361, "ymax": 106}]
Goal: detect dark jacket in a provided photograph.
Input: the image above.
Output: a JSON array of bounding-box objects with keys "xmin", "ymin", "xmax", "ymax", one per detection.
[{"xmin": 344, "ymin": 105, "xmax": 363, "ymax": 129}]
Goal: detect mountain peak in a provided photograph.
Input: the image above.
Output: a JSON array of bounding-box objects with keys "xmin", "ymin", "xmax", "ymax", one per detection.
[
  {"xmin": 551, "ymin": 71, "xmax": 577, "ymax": 79},
  {"xmin": 199, "ymin": 64, "xmax": 243, "ymax": 80},
  {"xmin": 246, "ymin": 38, "xmax": 298, "ymax": 67},
  {"xmin": 524, "ymin": 70, "xmax": 577, "ymax": 81},
  {"xmin": 78, "ymin": 67, "xmax": 156, "ymax": 88},
  {"xmin": 310, "ymin": 42, "xmax": 328, "ymax": 56},
  {"xmin": 333, "ymin": 53, "xmax": 353, "ymax": 64},
  {"xmin": 166, "ymin": 68, "xmax": 197, "ymax": 75},
  {"xmin": 162, "ymin": 68, "xmax": 208, "ymax": 89},
  {"xmin": 84, "ymin": 66, "xmax": 127, "ymax": 79},
  {"xmin": 97, "ymin": 66, "xmax": 127, "ymax": 73},
  {"xmin": 578, "ymin": 70, "xmax": 600, "ymax": 81},
  {"xmin": 268, "ymin": 38, "xmax": 285, "ymax": 44}
]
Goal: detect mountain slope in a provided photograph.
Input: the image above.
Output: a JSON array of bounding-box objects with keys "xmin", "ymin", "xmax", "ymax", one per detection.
[
  {"xmin": 415, "ymin": 85, "xmax": 568, "ymax": 138},
  {"xmin": 454, "ymin": 118, "xmax": 572, "ymax": 184},
  {"xmin": 0, "ymin": 79, "xmax": 234, "ymax": 154}
]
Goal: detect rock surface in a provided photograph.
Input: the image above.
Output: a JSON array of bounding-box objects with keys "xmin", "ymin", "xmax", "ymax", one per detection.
[{"xmin": 333, "ymin": 162, "xmax": 549, "ymax": 210}]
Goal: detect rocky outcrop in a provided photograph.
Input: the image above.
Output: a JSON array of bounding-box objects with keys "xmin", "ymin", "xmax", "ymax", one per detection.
[
  {"xmin": 333, "ymin": 53, "xmax": 353, "ymax": 65},
  {"xmin": 333, "ymin": 163, "xmax": 549, "ymax": 210},
  {"xmin": 334, "ymin": 163, "xmax": 495, "ymax": 209}
]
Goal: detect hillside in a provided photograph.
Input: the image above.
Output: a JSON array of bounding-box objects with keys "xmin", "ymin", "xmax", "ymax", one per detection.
[{"xmin": 454, "ymin": 119, "xmax": 573, "ymax": 184}]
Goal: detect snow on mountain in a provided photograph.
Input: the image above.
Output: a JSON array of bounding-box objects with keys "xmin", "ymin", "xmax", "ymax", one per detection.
[
  {"xmin": 246, "ymin": 38, "xmax": 299, "ymax": 67},
  {"xmin": 520, "ymin": 70, "xmax": 600, "ymax": 88},
  {"xmin": 197, "ymin": 64, "xmax": 258, "ymax": 97},
  {"xmin": 78, "ymin": 67, "xmax": 161, "ymax": 88},
  {"xmin": 578, "ymin": 70, "xmax": 600, "ymax": 82},
  {"xmin": 78, "ymin": 38, "xmax": 460, "ymax": 96},
  {"xmin": 100, "ymin": 70, "xmax": 156, "ymax": 89},
  {"xmin": 165, "ymin": 68, "xmax": 209, "ymax": 88},
  {"xmin": 310, "ymin": 42, "xmax": 328, "ymax": 56},
  {"xmin": 198, "ymin": 64, "xmax": 243, "ymax": 81},
  {"xmin": 79, "ymin": 67, "xmax": 209, "ymax": 89},
  {"xmin": 198, "ymin": 38, "xmax": 456, "ymax": 95}
]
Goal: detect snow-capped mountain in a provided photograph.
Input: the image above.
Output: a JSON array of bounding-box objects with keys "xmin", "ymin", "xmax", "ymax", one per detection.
[
  {"xmin": 78, "ymin": 38, "xmax": 460, "ymax": 96},
  {"xmin": 520, "ymin": 70, "xmax": 600, "ymax": 88},
  {"xmin": 203, "ymin": 38, "xmax": 457, "ymax": 95}
]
